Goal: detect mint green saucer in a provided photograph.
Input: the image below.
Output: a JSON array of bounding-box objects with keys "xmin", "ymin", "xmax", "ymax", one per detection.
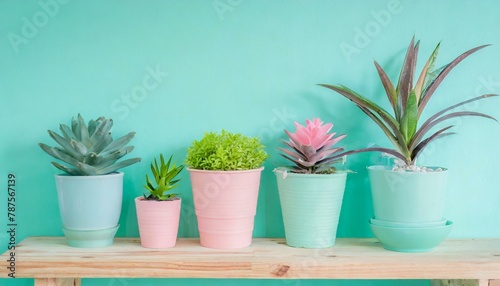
[
  {"xmin": 62, "ymin": 225, "xmax": 119, "ymax": 248},
  {"xmin": 370, "ymin": 221, "xmax": 453, "ymax": 252}
]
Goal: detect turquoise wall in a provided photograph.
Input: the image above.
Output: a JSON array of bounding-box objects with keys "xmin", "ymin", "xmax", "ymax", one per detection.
[{"xmin": 1, "ymin": 0, "xmax": 499, "ymax": 285}]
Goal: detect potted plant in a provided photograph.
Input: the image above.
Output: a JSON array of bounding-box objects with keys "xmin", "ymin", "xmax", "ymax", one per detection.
[
  {"xmin": 320, "ymin": 37, "xmax": 498, "ymax": 251},
  {"xmin": 275, "ymin": 118, "xmax": 374, "ymax": 248},
  {"xmin": 185, "ymin": 130, "xmax": 268, "ymax": 249},
  {"xmin": 39, "ymin": 114, "xmax": 141, "ymax": 247},
  {"xmin": 135, "ymin": 154, "xmax": 184, "ymax": 248}
]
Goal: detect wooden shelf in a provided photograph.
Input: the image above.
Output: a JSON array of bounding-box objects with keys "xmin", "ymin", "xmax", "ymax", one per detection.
[{"xmin": 1, "ymin": 237, "xmax": 500, "ymax": 286}]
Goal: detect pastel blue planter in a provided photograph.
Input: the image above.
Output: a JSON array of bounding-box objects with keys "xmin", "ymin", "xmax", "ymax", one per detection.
[
  {"xmin": 55, "ymin": 172, "xmax": 124, "ymax": 247},
  {"xmin": 368, "ymin": 166, "xmax": 448, "ymax": 223},
  {"xmin": 274, "ymin": 168, "xmax": 347, "ymax": 248}
]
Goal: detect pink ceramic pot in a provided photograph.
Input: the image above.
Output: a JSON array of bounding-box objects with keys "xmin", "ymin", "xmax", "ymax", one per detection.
[
  {"xmin": 187, "ymin": 167, "xmax": 263, "ymax": 249},
  {"xmin": 135, "ymin": 197, "xmax": 181, "ymax": 248}
]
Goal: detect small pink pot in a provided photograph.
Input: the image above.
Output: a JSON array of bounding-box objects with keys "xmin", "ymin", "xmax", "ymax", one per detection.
[
  {"xmin": 135, "ymin": 197, "xmax": 181, "ymax": 248},
  {"xmin": 187, "ymin": 167, "xmax": 263, "ymax": 249}
]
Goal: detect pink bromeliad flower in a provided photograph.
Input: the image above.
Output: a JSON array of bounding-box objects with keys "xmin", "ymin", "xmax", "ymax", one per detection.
[{"xmin": 279, "ymin": 118, "xmax": 346, "ymax": 174}]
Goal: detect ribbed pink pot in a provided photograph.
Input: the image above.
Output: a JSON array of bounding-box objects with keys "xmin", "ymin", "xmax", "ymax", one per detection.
[
  {"xmin": 135, "ymin": 197, "xmax": 181, "ymax": 248},
  {"xmin": 187, "ymin": 167, "xmax": 263, "ymax": 249}
]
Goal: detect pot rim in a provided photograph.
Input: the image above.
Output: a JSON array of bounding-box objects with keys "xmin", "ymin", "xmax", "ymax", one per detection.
[
  {"xmin": 135, "ymin": 196, "xmax": 181, "ymax": 203},
  {"xmin": 273, "ymin": 167, "xmax": 348, "ymax": 178},
  {"xmin": 186, "ymin": 166, "xmax": 264, "ymax": 174},
  {"xmin": 55, "ymin": 171, "xmax": 124, "ymax": 179},
  {"xmin": 367, "ymin": 165, "xmax": 448, "ymax": 172}
]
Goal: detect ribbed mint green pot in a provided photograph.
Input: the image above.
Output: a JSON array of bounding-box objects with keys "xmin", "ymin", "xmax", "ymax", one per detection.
[{"xmin": 274, "ymin": 168, "xmax": 347, "ymax": 248}]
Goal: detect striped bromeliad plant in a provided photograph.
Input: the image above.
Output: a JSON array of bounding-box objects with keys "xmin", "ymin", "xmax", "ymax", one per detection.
[
  {"xmin": 320, "ymin": 37, "xmax": 498, "ymax": 168},
  {"xmin": 279, "ymin": 117, "xmax": 396, "ymax": 174}
]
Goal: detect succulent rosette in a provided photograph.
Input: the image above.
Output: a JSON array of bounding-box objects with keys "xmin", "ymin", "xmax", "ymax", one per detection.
[{"xmin": 279, "ymin": 118, "xmax": 347, "ymax": 174}]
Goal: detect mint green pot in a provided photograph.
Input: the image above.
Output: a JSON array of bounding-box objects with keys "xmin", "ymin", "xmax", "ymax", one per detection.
[
  {"xmin": 274, "ymin": 168, "xmax": 347, "ymax": 248},
  {"xmin": 368, "ymin": 166, "xmax": 448, "ymax": 223}
]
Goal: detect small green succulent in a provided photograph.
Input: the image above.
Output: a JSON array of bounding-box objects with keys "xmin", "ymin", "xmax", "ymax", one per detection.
[
  {"xmin": 185, "ymin": 130, "xmax": 268, "ymax": 171},
  {"xmin": 144, "ymin": 154, "xmax": 184, "ymax": 201},
  {"xmin": 39, "ymin": 114, "xmax": 141, "ymax": 176}
]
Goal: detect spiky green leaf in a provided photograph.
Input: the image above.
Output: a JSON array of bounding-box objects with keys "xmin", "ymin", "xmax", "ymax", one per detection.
[
  {"xmin": 418, "ymin": 44, "xmax": 490, "ymax": 117},
  {"xmin": 374, "ymin": 60, "xmax": 398, "ymax": 117},
  {"xmin": 410, "ymin": 94, "xmax": 499, "ymax": 151},
  {"xmin": 396, "ymin": 37, "xmax": 418, "ymax": 120},
  {"xmin": 400, "ymin": 90, "xmax": 418, "ymax": 143},
  {"xmin": 414, "ymin": 42, "xmax": 440, "ymax": 103}
]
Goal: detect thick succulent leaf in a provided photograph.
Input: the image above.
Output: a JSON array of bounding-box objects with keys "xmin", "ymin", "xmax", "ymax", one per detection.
[
  {"xmin": 410, "ymin": 94, "xmax": 498, "ymax": 150},
  {"xmin": 89, "ymin": 118, "xmax": 113, "ymax": 143},
  {"xmin": 96, "ymin": 157, "xmax": 141, "ymax": 175},
  {"xmin": 90, "ymin": 146, "xmax": 134, "ymax": 167},
  {"xmin": 39, "ymin": 143, "xmax": 82, "ymax": 168},
  {"xmin": 90, "ymin": 117, "xmax": 105, "ymax": 135},
  {"xmin": 151, "ymin": 159, "xmax": 160, "ymax": 183},
  {"xmin": 161, "ymin": 154, "xmax": 169, "ymax": 178},
  {"xmin": 169, "ymin": 179, "xmax": 181, "ymax": 186},
  {"xmin": 414, "ymin": 42, "xmax": 440, "ymax": 103},
  {"xmin": 418, "ymin": 44, "xmax": 490, "ymax": 117},
  {"xmin": 47, "ymin": 130, "xmax": 84, "ymax": 160},
  {"xmin": 396, "ymin": 37, "xmax": 418, "ymax": 120},
  {"xmin": 410, "ymin": 126, "xmax": 454, "ymax": 161},
  {"xmin": 165, "ymin": 164, "xmax": 184, "ymax": 183},
  {"xmin": 89, "ymin": 132, "xmax": 113, "ymax": 154},
  {"xmin": 106, "ymin": 146, "xmax": 135, "ymax": 158},
  {"xmin": 374, "ymin": 60, "xmax": 398, "ymax": 117},
  {"xmin": 89, "ymin": 117, "xmax": 106, "ymax": 137},
  {"xmin": 400, "ymin": 90, "xmax": 418, "ymax": 143},
  {"xmin": 51, "ymin": 162, "xmax": 83, "ymax": 175},
  {"xmin": 75, "ymin": 163, "xmax": 98, "ymax": 176},
  {"xmin": 71, "ymin": 116, "xmax": 80, "ymax": 141},
  {"xmin": 71, "ymin": 140, "xmax": 88, "ymax": 156},
  {"xmin": 145, "ymin": 175, "xmax": 155, "ymax": 191},
  {"xmin": 77, "ymin": 114, "xmax": 91, "ymax": 146},
  {"xmin": 91, "ymin": 156, "xmax": 118, "ymax": 170},
  {"xmin": 59, "ymin": 124, "xmax": 77, "ymax": 141}
]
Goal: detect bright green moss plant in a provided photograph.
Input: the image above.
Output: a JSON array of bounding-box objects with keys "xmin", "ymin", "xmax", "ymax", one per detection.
[{"xmin": 185, "ymin": 130, "xmax": 268, "ymax": 171}]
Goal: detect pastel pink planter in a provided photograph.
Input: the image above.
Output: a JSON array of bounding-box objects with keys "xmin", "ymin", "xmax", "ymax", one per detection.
[
  {"xmin": 135, "ymin": 197, "xmax": 181, "ymax": 248},
  {"xmin": 187, "ymin": 167, "xmax": 264, "ymax": 249}
]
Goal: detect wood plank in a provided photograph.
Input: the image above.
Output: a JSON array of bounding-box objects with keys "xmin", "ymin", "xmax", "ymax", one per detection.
[
  {"xmin": 1, "ymin": 237, "xmax": 499, "ymax": 280},
  {"xmin": 34, "ymin": 278, "xmax": 81, "ymax": 286},
  {"xmin": 430, "ymin": 279, "xmax": 489, "ymax": 286}
]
